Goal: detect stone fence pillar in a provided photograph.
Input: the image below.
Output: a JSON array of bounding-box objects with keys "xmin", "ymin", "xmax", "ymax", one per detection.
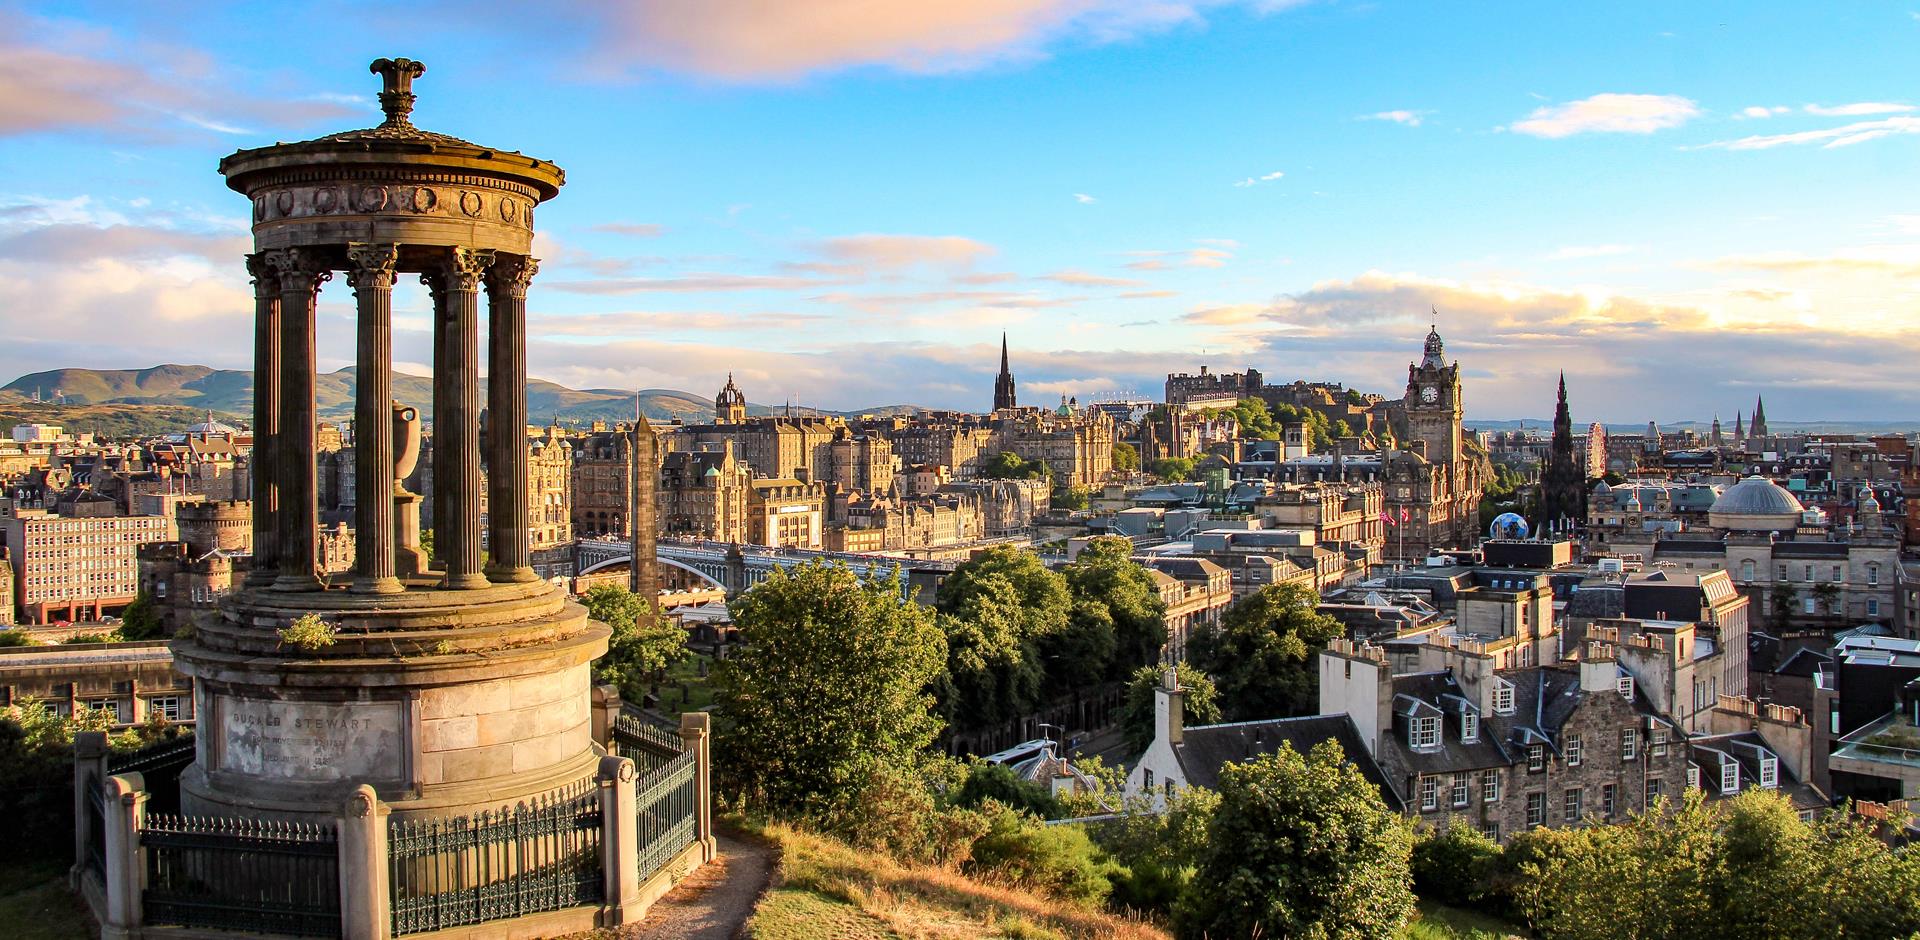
[
  {"xmin": 101, "ymin": 772, "xmax": 147, "ymax": 940},
  {"xmin": 680, "ymin": 712, "xmax": 717, "ymax": 861},
  {"xmin": 337, "ymin": 785, "xmax": 392, "ymax": 940},
  {"xmin": 597, "ymin": 755, "xmax": 641, "ymax": 924},
  {"xmin": 591, "ymin": 684, "xmax": 621, "ymax": 752},
  {"xmin": 71, "ymin": 731, "xmax": 110, "ymax": 888}
]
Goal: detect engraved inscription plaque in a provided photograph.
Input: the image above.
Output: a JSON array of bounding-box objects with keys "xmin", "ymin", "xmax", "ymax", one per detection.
[{"xmin": 218, "ymin": 696, "xmax": 406, "ymax": 783}]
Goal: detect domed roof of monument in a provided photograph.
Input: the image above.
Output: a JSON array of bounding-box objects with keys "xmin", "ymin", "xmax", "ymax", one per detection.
[
  {"xmin": 219, "ymin": 57, "xmax": 564, "ymax": 201},
  {"xmin": 1711, "ymin": 476, "xmax": 1803, "ymax": 517}
]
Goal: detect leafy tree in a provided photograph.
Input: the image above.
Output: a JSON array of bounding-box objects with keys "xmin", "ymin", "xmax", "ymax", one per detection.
[
  {"xmin": 1771, "ymin": 584, "xmax": 1800, "ymax": 623},
  {"xmin": 954, "ymin": 761, "xmax": 1064, "ymax": 819},
  {"xmin": 1052, "ymin": 484, "xmax": 1091, "ymax": 511},
  {"xmin": 581, "ymin": 583, "xmax": 689, "ymax": 696},
  {"xmin": 713, "ymin": 562, "xmax": 947, "ymax": 825},
  {"xmin": 1152, "ymin": 457, "xmax": 1196, "ymax": 482},
  {"xmin": 1176, "ymin": 740, "xmax": 1414, "ymax": 939},
  {"xmin": 118, "ymin": 591, "xmax": 166, "ymax": 641},
  {"xmin": 933, "ymin": 547, "xmax": 1074, "ymax": 729},
  {"xmin": 1411, "ymin": 824, "xmax": 1503, "ymax": 907},
  {"xmin": 1111, "ymin": 442, "xmax": 1141, "ymax": 472},
  {"xmin": 1098, "ymin": 786, "xmax": 1219, "ymax": 914},
  {"xmin": 980, "ymin": 451, "xmax": 1050, "ymax": 480},
  {"xmin": 1119, "ymin": 661, "xmax": 1220, "ymax": 755},
  {"xmin": 1063, "ymin": 536, "xmax": 1167, "ymax": 680},
  {"xmin": 1189, "ymin": 582, "xmax": 1342, "ymax": 721}
]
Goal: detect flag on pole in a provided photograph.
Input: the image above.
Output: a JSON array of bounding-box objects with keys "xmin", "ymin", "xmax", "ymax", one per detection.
[
  {"xmin": 1379, "ymin": 511, "xmax": 1395, "ymax": 526},
  {"xmin": 1399, "ymin": 507, "xmax": 1410, "ymax": 522}
]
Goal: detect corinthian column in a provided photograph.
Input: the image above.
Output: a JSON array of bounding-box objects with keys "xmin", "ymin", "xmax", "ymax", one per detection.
[
  {"xmin": 485, "ymin": 255, "xmax": 539, "ymax": 583},
  {"xmin": 347, "ymin": 243, "xmax": 403, "ymax": 594},
  {"xmin": 244, "ymin": 253, "xmax": 281, "ymax": 587},
  {"xmin": 264, "ymin": 247, "xmax": 330, "ymax": 592},
  {"xmin": 423, "ymin": 247, "xmax": 493, "ymax": 590}
]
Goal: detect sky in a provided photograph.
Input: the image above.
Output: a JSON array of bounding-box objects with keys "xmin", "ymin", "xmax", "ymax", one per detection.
[{"xmin": 1, "ymin": 1, "xmax": 1917, "ymax": 423}]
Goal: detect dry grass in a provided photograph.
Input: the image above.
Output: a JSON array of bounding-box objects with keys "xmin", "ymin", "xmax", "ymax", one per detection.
[{"xmin": 746, "ymin": 823, "xmax": 1170, "ymax": 940}]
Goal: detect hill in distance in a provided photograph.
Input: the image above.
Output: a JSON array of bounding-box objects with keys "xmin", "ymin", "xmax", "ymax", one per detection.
[{"xmin": 3, "ymin": 365, "xmax": 926, "ymax": 427}]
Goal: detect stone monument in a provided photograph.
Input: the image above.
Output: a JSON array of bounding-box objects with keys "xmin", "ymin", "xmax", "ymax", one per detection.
[{"xmin": 174, "ymin": 57, "xmax": 610, "ymax": 822}]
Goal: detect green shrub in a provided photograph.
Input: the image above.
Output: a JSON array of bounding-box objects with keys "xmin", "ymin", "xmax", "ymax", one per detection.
[
  {"xmin": 966, "ymin": 801, "xmax": 1118, "ymax": 907},
  {"xmin": 955, "ymin": 761, "xmax": 1064, "ymax": 819},
  {"xmin": 1412, "ymin": 824, "xmax": 1503, "ymax": 907},
  {"xmin": 277, "ymin": 613, "xmax": 338, "ymax": 652}
]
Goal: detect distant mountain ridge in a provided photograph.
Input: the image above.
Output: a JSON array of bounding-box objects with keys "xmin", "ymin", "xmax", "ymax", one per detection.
[{"xmin": 2, "ymin": 365, "xmax": 925, "ymax": 425}]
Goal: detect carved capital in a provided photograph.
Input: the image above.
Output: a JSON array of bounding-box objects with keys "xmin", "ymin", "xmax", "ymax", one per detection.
[
  {"xmin": 345, "ymin": 243, "xmax": 401, "ymax": 291},
  {"xmin": 263, "ymin": 247, "xmax": 332, "ymax": 294},
  {"xmin": 485, "ymin": 255, "xmax": 539, "ymax": 300},
  {"xmin": 421, "ymin": 247, "xmax": 493, "ymax": 295},
  {"xmin": 244, "ymin": 252, "xmax": 276, "ymax": 300}
]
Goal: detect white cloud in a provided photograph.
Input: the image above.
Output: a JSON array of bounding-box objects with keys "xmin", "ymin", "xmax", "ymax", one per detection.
[
  {"xmin": 815, "ymin": 233, "xmax": 996, "ymax": 269},
  {"xmin": 1233, "ymin": 170, "xmax": 1285, "ymax": 188},
  {"xmin": 1361, "ymin": 109, "xmax": 1425, "ymax": 126},
  {"xmin": 1073, "ymin": 193, "xmax": 1097, "ymax": 204},
  {"xmin": 1693, "ymin": 116, "xmax": 1920, "ymax": 151},
  {"xmin": 1805, "ymin": 102, "xmax": 1915, "ymax": 116},
  {"xmin": 1509, "ymin": 93, "xmax": 1701, "ymax": 138},
  {"xmin": 1042, "ymin": 269, "xmax": 1147, "ymax": 287},
  {"xmin": 1737, "ymin": 105, "xmax": 1790, "ymax": 119},
  {"xmin": 1124, "ymin": 246, "xmax": 1234, "ymax": 270}
]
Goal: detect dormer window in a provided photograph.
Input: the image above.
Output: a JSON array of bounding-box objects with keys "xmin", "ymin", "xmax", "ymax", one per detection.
[
  {"xmin": 1759, "ymin": 755, "xmax": 1778, "ymax": 789},
  {"xmin": 1493, "ymin": 678, "xmax": 1516, "ymax": 716},
  {"xmin": 1411, "ymin": 716, "xmax": 1440, "ymax": 750},
  {"xmin": 1720, "ymin": 761, "xmax": 1739, "ymax": 795},
  {"xmin": 1461, "ymin": 712, "xmax": 1479, "ymax": 743}
]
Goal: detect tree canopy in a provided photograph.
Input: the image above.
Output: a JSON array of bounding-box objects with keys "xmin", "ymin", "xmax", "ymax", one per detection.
[
  {"xmin": 714, "ymin": 561, "xmax": 948, "ymax": 823},
  {"xmin": 1063, "ymin": 536, "xmax": 1168, "ymax": 683},
  {"xmin": 980, "ymin": 451, "xmax": 1051, "ymax": 480},
  {"xmin": 581, "ymin": 582, "xmax": 689, "ymax": 697},
  {"xmin": 1111, "ymin": 441, "xmax": 1141, "ymax": 472},
  {"xmin": 1176, "ymin": 740, "xmax": 1414, "ymax": 939},
  {"xmin": 1152, "ymin": 456, "xmax": 1195, "ymax": 482},
  {"xmin": 1189, "ymin": 582, "xmax": 1342, "ymax": 721}
]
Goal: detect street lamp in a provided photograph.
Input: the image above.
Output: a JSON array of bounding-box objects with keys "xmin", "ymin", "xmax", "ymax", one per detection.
[{"xmin": 1038, "ymin": 722, "xmax": 1064, "ymax": 757}]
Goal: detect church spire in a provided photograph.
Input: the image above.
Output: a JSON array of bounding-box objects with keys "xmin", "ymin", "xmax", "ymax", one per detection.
[{"xmin": 993, "ymin": 333, "xmax": 1018, "ymax": 412}]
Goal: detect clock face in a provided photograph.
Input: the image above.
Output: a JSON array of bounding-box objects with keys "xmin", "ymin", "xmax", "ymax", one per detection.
[{"xmin": 1420, "ymin": 386, "xmax": 1439, "ymax": 404}]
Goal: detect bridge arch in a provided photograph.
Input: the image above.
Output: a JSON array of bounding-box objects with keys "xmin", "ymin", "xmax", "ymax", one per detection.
[{"xmin": 577, "ymin": 554, "xmax": 728, "ymax": 590}]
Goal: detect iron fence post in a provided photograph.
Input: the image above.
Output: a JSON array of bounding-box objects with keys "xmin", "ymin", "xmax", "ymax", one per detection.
[
  {"xmin": 598, "ymin": 755, "xmax": 641, "ymax": 924},
  {"xmin": 679, "ymin": 713, "xmax": 716, "ymax": 862},
  {"xmin": 72, "ymin": 730, "xmax": 110, "ymax": 890},
  {"xmin": 338, "ymin": 784, "xmax": 392, "ymax": 940},
  {"xmin": 101, "ymin": 772, "xmax": 147, "ymax": 940}
]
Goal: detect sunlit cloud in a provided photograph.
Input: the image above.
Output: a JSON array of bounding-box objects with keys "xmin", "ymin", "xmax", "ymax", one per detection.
[
  {"xmin": 1692, "ymin": 116, "xmax": 1920, "ymax": 150},
  {"xmin": 1360, "ymin": 109, "xmax": 1426, "ymax": 126},
  {"xmin": 1509, "ymin": 93, "xmax": 1700, "ymax": 138},
  {"xmin": 1804, "ymin": 101, "xmax": 1914, "ymax": 117}
]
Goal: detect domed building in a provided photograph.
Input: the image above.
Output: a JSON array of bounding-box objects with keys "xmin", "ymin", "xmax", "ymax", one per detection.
[
  {"xmin": 715, "ymin": 373, "xmax": 748, "ymax": 424},
  {"xmin": 1708, "ymin": 476, "xmax": 1804, "ymax": 532}
]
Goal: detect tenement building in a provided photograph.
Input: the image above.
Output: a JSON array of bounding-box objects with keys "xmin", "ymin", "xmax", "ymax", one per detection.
[{"xmin": 657, "ymin": 444, "xmax": 750, "ymax": 543}]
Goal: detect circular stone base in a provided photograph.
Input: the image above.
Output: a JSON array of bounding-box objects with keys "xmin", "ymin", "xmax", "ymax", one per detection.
[{"xmin": 171, "ymin": 582, "xmax": 612, "ymax": 823}]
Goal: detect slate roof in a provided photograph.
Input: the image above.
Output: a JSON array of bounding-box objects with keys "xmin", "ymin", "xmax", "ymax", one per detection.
[
  {"xmin": 1171, "ymin": 714, "xmax": 1402, "ymax": 810},
  {"xmin": 1688, "ymin": 731, "xmax": 1828, "ymax": 811}
]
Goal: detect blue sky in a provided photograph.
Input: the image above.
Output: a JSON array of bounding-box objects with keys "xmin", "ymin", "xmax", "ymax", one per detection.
[{"xmin": 2, "ymin": 1, "xmax": 1917, "ymax": 422}]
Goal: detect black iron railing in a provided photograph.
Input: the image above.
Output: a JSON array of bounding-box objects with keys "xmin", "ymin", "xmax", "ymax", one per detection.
[
  {"xmin": 142, "ymin": 813, "xmax": 341, "ymax": 938},
  {"xmin": 388, "ymin": 777, "xmax": 604, "ymax": 936},
  {"xmin": 635, "ymin": 749, "xmax": 697, "ymax": 884},
  {"xmin": 110, "ymin": 737, "xmax": 196, "ymax": 815},
  {"xmin": 613, "ymin": 704, "xmax": 685, "ymax": 771}
]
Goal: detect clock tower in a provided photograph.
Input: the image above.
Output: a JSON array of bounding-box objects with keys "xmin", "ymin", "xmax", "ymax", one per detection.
[{"xmin": 1405, "ymin": 324, "xmax": 1462, "ymax": 465}]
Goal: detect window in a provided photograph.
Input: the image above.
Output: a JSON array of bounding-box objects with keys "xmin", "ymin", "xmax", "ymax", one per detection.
[
  {"xmin": 1482, "ymin": 823, "xmax": 1501, "ymax": 843},
  {"xmin": 1832, "ymin": 565, "xmax": 1843, "ymax": 582},
  {"xmin": 1650, "ymin": 728, "xmax": 1669, "ymax": 759},
  {"xmin": 1868, "ymin": 564, "xmax": 1880, "ymax": 586},
  {"xmin": 1566, "ymin": 736, "xmax": 1583, "ymax": 767},
  {"xmin": 1645, "ymin": 778, "xmax": 1662, "ymax": 806},
  {"xmin": 1759, "ymin": 756, "xmax": 1778, "ymax": 790},
  {"xmin": 1527, "ymin": 745, "xmax": 1546, "ymax": 773},
  {"xmin": 1720, "ymin": 761, "xmax": 1739, "ymax": 794},
  {"xmin": 1777, "ymin": 563, "xmax": 1788, "ymax": 580},
  {"xmin": 1421, "ymin": 775, "xmax": 1440, "ymax": 811},
  {"xmin": 1741, "ymin": 560, "xmax": 1755, "ymax": 581},
  {"xmin": 149, "ymin": 696, "xmax": 181, "ymax": 721},
  {"xmin": 1165, "ymin": 780, "xmax": 1175, "ymax": 798},
  {"xmin": 1564, "ymin": 788, "xmax": 1583, "ymax": 823},
  {"xmin": 1804, "ymin": 564, "xmax": 1814, "ymax": 581},
  {"xmin": 1411, "ymin": 716, "xmax": 1440, "ymax": 750},
  {"xmin": 1621, "ymin": 729, "xmax": 1638, "ymax": 761},
  {"xmin": 1452, "ymin": 774, "xmax": 1470, "ymax": 808},
  {"xmin": 1492, "ymin": 678, "xmax": 1515, "ymax": 716},
  {"xmin": 1143, "ymin": 768, "xmax": 1153, "ymax": 791},
  {"xmin": 1803, "ymin": 596, "xmax": 1816, "ymax": 614},
  {"xmin": 1482, "ymin": 770, "xmax": 1501, "ymax": 804},
  {"xmin": 1688, "ymin": 764, "xmax": 1701, "ymax": 790},
  {"xmin": 1868, "ymin": 599, "xmax": 1880, "ymax": 616},
  {"xmin": 1617, "ymin": 675, "xmax": 1635, "ymax": 699},
  {"xmin": 1526, "ymin": 792, "xmax": 1546, "ymax": 828},
  {"xmin": 1602, "ymin": 783, "xmax": 1617, "ymax": 818},
  {"xmin": 1461, "ymin": 712, "xmax": 1479, "ymax": 743}
]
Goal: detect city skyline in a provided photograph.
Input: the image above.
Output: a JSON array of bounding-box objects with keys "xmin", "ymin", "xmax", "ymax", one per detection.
[{"xmin": 2, "ymin": 3, "xmax": 1916, "ymax": 420}]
